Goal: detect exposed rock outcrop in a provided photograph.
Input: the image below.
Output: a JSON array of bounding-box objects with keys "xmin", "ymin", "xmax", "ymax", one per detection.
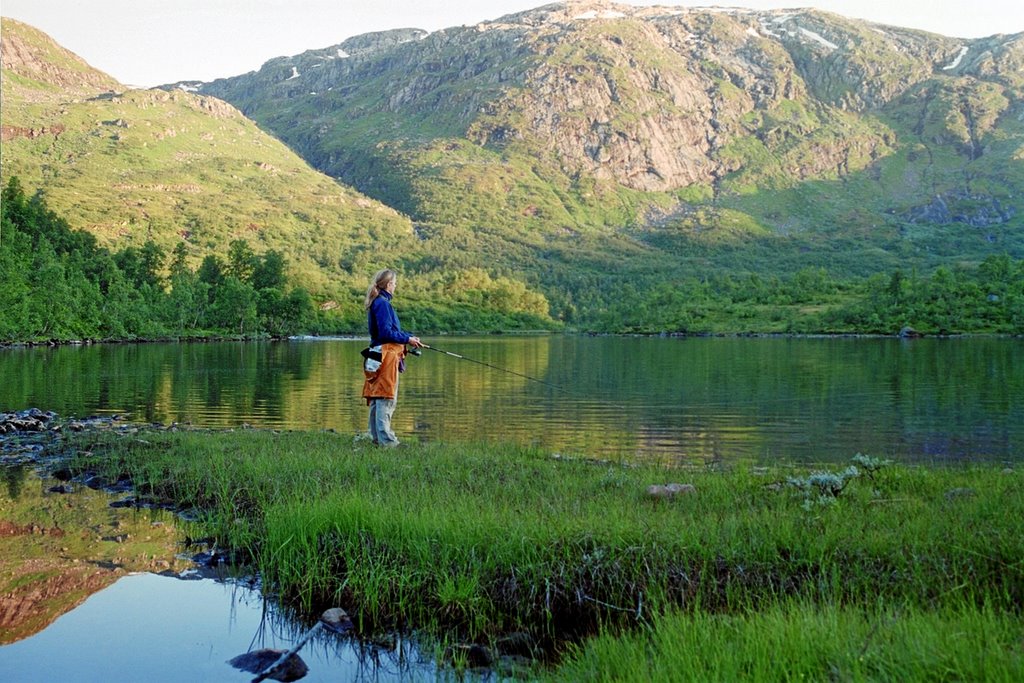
[
  {"xmin": 903, "ymin": 190, "xmax": 1016, "ymax": 227},
  {"xmin": 184, "ymin": 2, "xmax": 1021, "ymax": 198}
]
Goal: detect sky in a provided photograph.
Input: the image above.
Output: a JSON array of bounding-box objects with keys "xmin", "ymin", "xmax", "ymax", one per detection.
[{"xmin": 3, "ymin": 1, "xmax": 1023, "ymax": 87}]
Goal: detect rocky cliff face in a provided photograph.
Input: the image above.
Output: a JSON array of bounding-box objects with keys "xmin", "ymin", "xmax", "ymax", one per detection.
[{"xmin": 179, "ymin": 2, "xmax": 1022, "ymax": 200}]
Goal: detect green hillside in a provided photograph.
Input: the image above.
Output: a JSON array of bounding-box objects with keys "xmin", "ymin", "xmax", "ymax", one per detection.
[
  {"xmin": 1, "ymin": 18, "xmax": 557, "ymax": 328},
  {"xmin": 3, "ymin": 6, "xmax": 1023, "ymax": 336},
  {"xmin": 1, "ymin": 21, "xmax": 418, "ymax": 298}
]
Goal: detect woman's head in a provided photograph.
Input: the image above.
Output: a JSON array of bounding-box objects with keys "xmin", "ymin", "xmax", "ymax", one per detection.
[{"xmin": 365, "ymin": 268, "xmax": 397, "ymax": 309}]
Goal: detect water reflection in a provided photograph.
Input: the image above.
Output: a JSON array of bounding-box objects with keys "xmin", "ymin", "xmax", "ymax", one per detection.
[
  {"xmin": 1, "ymin": 337, "xmax": 1021, "ymax": 463},
  {"xmin": 0, "ymin": 573, "xmax": 446, "ymax": 682},
  {"xmin": 0, "ymin": 470, "xmax": 453, "ymax": 682}
]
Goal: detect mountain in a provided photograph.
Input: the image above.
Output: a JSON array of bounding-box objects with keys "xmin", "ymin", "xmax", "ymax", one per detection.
[
  {"xmin": 3, "ymin": 5, "xmax": 1023, "ymax": 332},
  {"xmin": 169, "ymin": 2, "xmax": 1023, "ymax": 279},
  {"xmin": 0, "ymin": 18, "xmax": 416, "ymax": 301}
]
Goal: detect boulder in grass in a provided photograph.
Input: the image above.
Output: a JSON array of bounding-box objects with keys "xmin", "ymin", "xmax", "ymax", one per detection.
[
  {"xmin": 944, "ymin": 487, "xmax": 976, "ymax": 501},
  {"xmin": 445, "ymin": 643, "xmax": 495, "ymax": 668},
  {"xmin": 646, "ymin": 483, "xmax": 696, "ymax": 499}
]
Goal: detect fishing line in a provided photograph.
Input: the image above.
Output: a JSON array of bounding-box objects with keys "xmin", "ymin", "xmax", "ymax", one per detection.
[
  {"xmin": 416, "ymin": 345, "xmax": 917, "ymax": 410},
  {"xmin": 419, "ymin": 344, "xmax": 569, "ymax": 393}
]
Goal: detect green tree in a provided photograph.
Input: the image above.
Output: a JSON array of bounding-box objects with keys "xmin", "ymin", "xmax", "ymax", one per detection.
[
  {"xmin": 227, "ymin": 239, "xmax": 257, "ymax": 282},
  {"xmin": 116, "ymin": 240, "xmax": 165, "ymax": 290},
  {"xmin": 252, "ymin": 249, "xmax": 288, "ymax": 291},
  {"xmin": 0, "ymin": 216, "xmax": 32, "ymax": 339},
  {"xmin": 198, "ymin": 254, "xmax": 225, "ymax": 287},
  {"xmin": 207, "ymin": 276, "xmax": 257, "ymax": 334},
  {"xmin": 169, "ymin": 242, "xmax": 191, "ymax": 278}
]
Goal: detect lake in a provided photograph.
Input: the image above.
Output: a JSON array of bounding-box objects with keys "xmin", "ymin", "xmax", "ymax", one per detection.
[{"xmin": 1, "ymin": 336, "xmax": 1022, "ymax": 464}]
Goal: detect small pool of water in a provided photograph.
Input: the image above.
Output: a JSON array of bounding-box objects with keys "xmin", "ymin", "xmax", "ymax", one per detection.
[
  {"xmin": 0, "ymin": 467, "xmax": 500, "ymax": 682},
  {"xmin": 0, "ymin": 572, "xmax": 443, "ymax": 682}
]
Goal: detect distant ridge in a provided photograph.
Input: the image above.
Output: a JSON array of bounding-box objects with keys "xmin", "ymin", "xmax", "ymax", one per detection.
[{"xmin": 169, "ymin": 2, "xmax": 1023, "ymax": 268}]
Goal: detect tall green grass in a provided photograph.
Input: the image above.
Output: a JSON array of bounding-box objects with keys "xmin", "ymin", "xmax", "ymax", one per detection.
[
  {"xmin": 551, "ymin": 602, "xmax": 1024, "ymax": 681},
  {"xmin": 70, "ymin": 428, "xmax": 1023, "ymax": 650}
]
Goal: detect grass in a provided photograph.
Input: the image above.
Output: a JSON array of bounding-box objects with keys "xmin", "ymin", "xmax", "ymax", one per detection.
[
  {"xmin": 63, "ymin": 427, "xmax": 1023, "ymax": 672},
  {"xmin": 552, "ymin": 602, "xmax": 1024, "ymax": 681}
]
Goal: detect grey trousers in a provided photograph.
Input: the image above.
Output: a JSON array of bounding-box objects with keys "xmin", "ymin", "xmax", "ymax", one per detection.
[{"xmin": 368, "ymin": 397, "xmax": 399, "ymax": 446}]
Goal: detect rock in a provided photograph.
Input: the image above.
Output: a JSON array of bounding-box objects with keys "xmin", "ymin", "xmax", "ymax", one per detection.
[
  {"xmin": 646, "ymin": 484, "xmax": 670, "ymax": 499},
  {"xmin": 447, "ymin": 643, "xmax": 495, "ymax": 668},
  {"xmin": 319, "ymin": 607, "xmax": 353, "ymax": 633},
  {"xmin": 496, "ymin": 631, "xmax": 535, "ymax": 657},
  {"xmin": 944, "ymin": 487, "xmax": 976, "ymax": 500},
  {"xmin": 497, "ymin": 654, "xmax": 536, "ymax": 676},
  {"xmin": 646, "ymin": 483, "xmax": 696, "ymax": 499},
  {"xmin": 898, "ymin": 326, "xmax": 922, "ymax": 338},
  {"xmin": 84, "ymin": 475, "xmax": 109, "ymax": 490},
  {"xmin": 51, "ymin": 467, "xmax": 74, "ymax": 481},
  {"xmin": 903, "ymin": 190, "xmax": 1015, "ymax": 227},
  {"xmin": 107, "ymin": 476, "xmax": 134, "ymax": 493},
  {"xmin": 228, "ymin": 649, "xmax": 309, "ymax": 681},
  {"xmin": 467, "ymin": 644, "xmax": 495, "ymax": 668}
]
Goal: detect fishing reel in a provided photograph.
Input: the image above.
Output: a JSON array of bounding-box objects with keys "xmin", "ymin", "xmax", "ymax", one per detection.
[{"xmin": 406, "ymin": 346, "xmax": 422, "ymax": 356}]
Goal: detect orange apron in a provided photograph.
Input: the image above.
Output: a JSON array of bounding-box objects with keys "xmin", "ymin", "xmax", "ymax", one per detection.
[{"xmin": 362, "ymin": 343, "xmax": 405, "ymax": 402}]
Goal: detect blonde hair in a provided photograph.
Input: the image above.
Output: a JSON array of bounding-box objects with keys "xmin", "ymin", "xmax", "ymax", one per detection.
[{"xmin": 364, "ymin": 268, "xmax": 396, "ymax": 309}]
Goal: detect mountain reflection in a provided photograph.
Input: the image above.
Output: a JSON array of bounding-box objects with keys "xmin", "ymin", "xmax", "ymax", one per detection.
[{"xmin": 1, "ymin": 337, "xmax": 1021, "ymax": 463}]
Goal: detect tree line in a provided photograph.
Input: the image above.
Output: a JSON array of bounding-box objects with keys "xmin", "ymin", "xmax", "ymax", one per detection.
[
  {"xmin": 0, "ymin": 177, "xmax": 314, "ymax": 341},
  {"xmin": 577, "ymin": 261, "xmax": 1024, "ymax": 335},
  {"xmin": 2, "ymin": 176, "xmax": 1021, "ymax": 342}
]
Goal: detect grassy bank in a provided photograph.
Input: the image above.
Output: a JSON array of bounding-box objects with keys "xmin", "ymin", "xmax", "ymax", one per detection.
[
  {"xmin": 553, "ymin": 602, "xmax": 1023, "ymax": 681},
  {"xmin": 65, "ymin": 428, "xmax": 1023, "ymax": 674}
]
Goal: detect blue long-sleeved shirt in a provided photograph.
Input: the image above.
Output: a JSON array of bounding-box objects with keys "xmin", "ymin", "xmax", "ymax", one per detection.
[{"xmin": 368, "ymin": 291, "xmax": 411, "ymax": 346}]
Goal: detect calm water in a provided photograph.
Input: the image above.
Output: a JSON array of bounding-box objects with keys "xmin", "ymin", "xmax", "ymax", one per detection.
[
  {"xmin": 0, "ymin": 572, "xmax": 440, "ymax": 682},
  {"xmin": 0, "ymin": 470, "xmax": 448, "ymax": 681},
  {"xmin": 1, "ymin": 336, "xmax": 1022, "ymax": 463}
]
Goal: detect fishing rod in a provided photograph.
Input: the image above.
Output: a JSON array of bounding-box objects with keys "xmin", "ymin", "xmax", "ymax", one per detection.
[{"xmin": 416, "ymin": 344, "xmax": 568, "ymax": 392}]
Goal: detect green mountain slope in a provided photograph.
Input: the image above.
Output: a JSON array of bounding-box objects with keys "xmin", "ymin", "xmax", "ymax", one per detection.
[
  {"xmin": 182, "ymin": 3, "xmax": 1023, "ymax": 280},
  {"xmin": 0, "ymin": 18, "xmax": 415, "ymax": 300}
]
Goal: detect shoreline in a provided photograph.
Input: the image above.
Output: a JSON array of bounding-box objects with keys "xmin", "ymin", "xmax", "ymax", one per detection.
[
  {"xmin": 4, "ymin": 415, "xmax": 1022, "ymax": 679},
  {"xmin": 3, "ymin": 329, "xmax": 1022, "ymax": 350}
]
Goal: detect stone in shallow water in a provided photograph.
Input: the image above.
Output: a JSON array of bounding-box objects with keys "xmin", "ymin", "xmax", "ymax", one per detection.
[
  {"xmin": 319, "ymin": 607, "xmax": 353, "ymax": 633},
  {"xmin": 227, "ymin": 649, "xmax": 309, "ymax": 681}
]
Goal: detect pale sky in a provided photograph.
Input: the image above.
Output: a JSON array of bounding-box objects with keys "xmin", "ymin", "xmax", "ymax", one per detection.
[{"xmin": 3, "ymin": 1, "xmax": 1022, "ymax": 87}]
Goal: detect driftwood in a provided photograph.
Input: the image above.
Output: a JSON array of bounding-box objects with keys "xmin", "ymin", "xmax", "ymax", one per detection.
[{"xmin": 230, "ymin": 608, "xmax": 353, "ymax": 682}]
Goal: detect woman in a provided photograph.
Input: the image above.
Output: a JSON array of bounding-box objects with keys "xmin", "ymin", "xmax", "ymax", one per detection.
[{"xmin": 362, "ymin": 269, "xmax": 423, "ymax": 447}]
